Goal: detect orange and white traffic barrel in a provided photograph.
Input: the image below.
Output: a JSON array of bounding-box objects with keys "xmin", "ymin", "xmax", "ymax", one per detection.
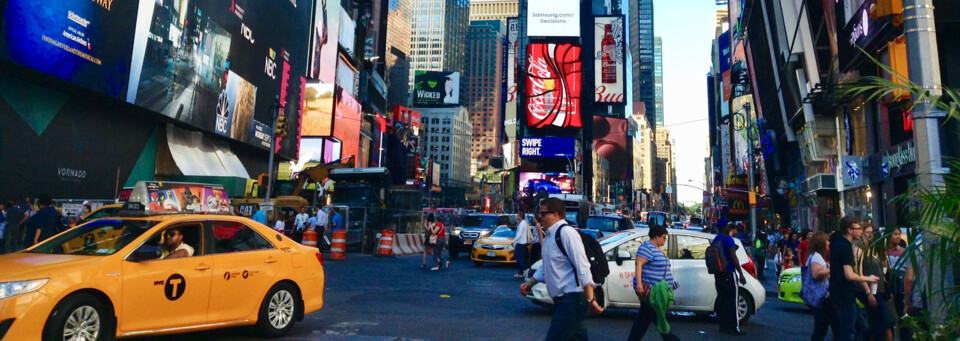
[
  {"xmin": 376, "ymin": 229, "xmax": 395, "ymax": 257},
  {"xmin": 302, "ymin": 229, "xmax": 318, "ymax": 247},
  {"xmin": 330, "ymin": 229, "xmax": 346, "ymax": 260}
]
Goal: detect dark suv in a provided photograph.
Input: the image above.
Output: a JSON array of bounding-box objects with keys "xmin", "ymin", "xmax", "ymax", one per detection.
[
  {"xmin": 581, "ymin": 215, "xmax": 634, "ymax": 240},
  {"xmin": 448, "ymin": 214, "xmax": 516, "ymax": 258}
]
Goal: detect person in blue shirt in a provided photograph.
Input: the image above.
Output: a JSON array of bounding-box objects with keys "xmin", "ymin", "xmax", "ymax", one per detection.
[
  {"xmin": 713, "ymin": 218, "xmax": 747, "ymax": 336},
  {"xmin": 25, "ymin": 196, "xmax": 59, "ymax": 246},
  {"xmin": 330, "ymin": 207, "xmax": 344, "ymax": 231},
  {"xmin": 629, "ymin": 225, "xmax": 679, "ymax": 341},
  {"xmin": 252, "ymin": 206, "xmax": 268, "ymax": 225}
]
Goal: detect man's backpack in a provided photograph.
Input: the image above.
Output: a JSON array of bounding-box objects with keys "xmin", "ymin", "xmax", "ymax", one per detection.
[
  {"xmin": 555, "ymin": 224, "xmax": 610, "ymax": 285},
  {"xmin": 705, "ymin": 235, "xmax": 731, "ymax": 274}
]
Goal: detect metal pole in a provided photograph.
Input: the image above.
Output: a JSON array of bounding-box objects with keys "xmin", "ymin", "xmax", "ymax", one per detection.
[
  {"xmin": 745, "ymin": 102, "xmax": 756, "ymax": 239},
  {"xmin": 903, "ymin": 0, "xmax": 948, "ymax": 322},
  {"xmin": 265, "ymin": 96, "xmax": 280, "ymax": 204}
]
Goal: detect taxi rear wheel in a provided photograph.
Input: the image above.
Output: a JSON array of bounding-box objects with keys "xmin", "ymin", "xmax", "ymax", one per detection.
[
  {"xmin": 43, "ymin": 293, "xmax": 115, "ymax": 341},
  {"xmin": 256, "ymin": 282, "xmax": 301, "ymax": 337}
]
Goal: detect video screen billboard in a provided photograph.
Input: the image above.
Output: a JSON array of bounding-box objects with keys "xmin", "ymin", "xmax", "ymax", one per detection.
[
  {"xmin": 526, "ymin": 0, "xmax": 579, "ymax": 37},
  {"xmin": 309, "ymin": 0, "xmax": 340, "ymax": 83},
  {"xmin": 519, "ymin": 137, "xmax": 575, "ymax": 158},
  {"xmin": 505, "ymin": 17, "xmax": 519, "ymax": 141},
  {"xmin": 338, "ymin": 7, "xmax": 356, "ymax": 59},
  {"xmin": 526, "ymin": 43, "xmax": 582, "ymax": 129},
  {"xmin": 334, "ymin": 87, "xmax": 361, "ymax": 163},
  {"xmin": 413, "ymin": 71, "xmax": 460, "ymax": 107},
  {"xmin": 594, "ymin": 16, "xmax": 625, "ymax": 104},
  {"xmin": 301, "ymin": 83, "xmax": 335, "ymax": 136},
  {"xmin": 336, "ymin": 54, "xmax": 359, "ymax": 96},
  {"xmin": 593, "ymin": 116, "xmax": 630, "ymax": 180},
  {"xmin": 519, "ymin": 172, "xmax": 575, "ymax": 194},
  {"xmin": 0, "ymin": 0, "xmax": 312, "ymax": 158},
  {"xmin": 0, "ymin": 0, "xmax": 139, "ymax": 98}
]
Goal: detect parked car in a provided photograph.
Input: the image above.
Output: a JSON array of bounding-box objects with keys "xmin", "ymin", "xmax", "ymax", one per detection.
[
  {"xmin": 581, "ymin": 215, "xmax": 634, "ymax": 240},
  {"xmin": 448, "ymin": 214, "xmax": 515, "ymax": 258},
  {"xmin": 778, "ymin": 267, "xmax": 804, "ymax": 304},
  {"xmin": 470, "ymin": 226, "xmax": 518, "ymax": 266},
  {"xmin": 526, "ymin": 228, "xmax": 765, "ymax": 325}
]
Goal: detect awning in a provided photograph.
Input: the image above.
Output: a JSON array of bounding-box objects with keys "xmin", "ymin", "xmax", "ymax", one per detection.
[{"xmin": 166, "ymin": 124, "xmax": 250, "ymax": 178}]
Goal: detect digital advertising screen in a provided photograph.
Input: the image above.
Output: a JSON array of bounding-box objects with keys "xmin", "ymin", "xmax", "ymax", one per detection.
[
  {"xmin": 338, "ymin": 7, "xmax": 356, "ymax": 60},
  {"xmin": 336, "ymin": 53, "xmax": 359, "ymax": 97},
  {"xmin": 0, "ymin": 0, "xmax": 313, "ymax": 158},
  {"xmin": 526, "ymin": 0, "xmax": 579, "ymax": 37},
  {"xmin": 0, "ymin": 0, "xmax": 140, "ymax": 98},
  {"xmin": 334, "ymin": 87, "xmax": 361, "ymax": 163},
  {"xmin": 519, "ymin": 137, "xmax": 575, "ymax": 158},
  {"xmin": 526, "ymin": 43, "xmax": 582, "ymax": 129},
  {"xmin": 309, "ymin": 0, "xmax": 340, "ymax": 83},
  {"xmin": 505, "ymin": 17, "xmax": 519, "ymax": 141},
  {"xmin": 519, "ymin": 172, "xmax": 575, "ymax": 194},
  {"xmin": 301, "ymin": 82, "xmax": 335, "ymax": 136},
  {"xmin": 592, "ymin": 116, "xmax": 630, "ymax": 180},
  {"xmin": 413, "ymin": 71, "xmax": 460, "ymax": 107},
  {"xmin": 594, "ymin": 16, "xmax": 625, "ymax": 104}
]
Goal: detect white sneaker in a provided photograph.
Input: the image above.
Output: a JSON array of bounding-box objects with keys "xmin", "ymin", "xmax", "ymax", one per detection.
[{"xmin": 431, "ymin": 266, "xmax": 440, "ymax": 271}]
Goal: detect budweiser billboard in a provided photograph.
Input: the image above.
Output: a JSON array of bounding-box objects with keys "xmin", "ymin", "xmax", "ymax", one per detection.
[
  {"xmin": 525, "ymin": 43, "xmax": 582, "ymax": 129},
  {"xmin": 594, "ymin": 16, "xmax": 625, "ymax": 103}
]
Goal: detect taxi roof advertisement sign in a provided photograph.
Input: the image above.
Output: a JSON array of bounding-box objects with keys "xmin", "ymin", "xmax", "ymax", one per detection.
[
  {"xmin": 526, "ymin": 0, "xmax": 579, "ymax": 37},
  {"xmin": 129, "ymin": 182, "xmax": 232, "ymax": 214}
]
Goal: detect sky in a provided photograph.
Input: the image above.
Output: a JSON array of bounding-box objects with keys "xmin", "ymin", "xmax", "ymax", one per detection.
[{"xmin": 653, "ymin": 0, "xmax": 718, "ymax": 206}]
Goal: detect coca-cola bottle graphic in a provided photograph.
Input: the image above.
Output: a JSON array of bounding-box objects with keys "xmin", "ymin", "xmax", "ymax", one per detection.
[{"xmin": 601, "ymin": 24, "xmax": 617, "ymax": 84}]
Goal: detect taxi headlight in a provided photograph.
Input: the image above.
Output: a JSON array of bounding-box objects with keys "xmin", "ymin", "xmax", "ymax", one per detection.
[
  {"xmin": 475, "ymin": 243, "xmax": 489, "ymax": 249},
  {"xmin": 481, "ymin": 229, "xmax": 490, "ymax": 236},
  {"xmin": 0, "ymin": 279, "xmax": 49, "ymax": 299},
  {"xmin": 789, "ymin": 275, "xmax": 801, "ymax": 283}
]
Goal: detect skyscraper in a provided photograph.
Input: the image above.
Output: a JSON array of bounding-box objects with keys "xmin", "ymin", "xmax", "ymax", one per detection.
[
  {"xmin": 469, "ymin": 0, "xmax": 518, "ymax": 23},
  {"xmin": 654, "ymin": 36, "xmax": 663, "ymax": 128},
  {"xmin": 466, "ymin": 20, "xmax": 505, "ymax": 172},
  {"xmin": 408, "ymin": 0, "xmax": 470, "ymax": 96},
  {"xmin": 386, "ymin": 0, "xmax": 412, "ymax": 108},
  {"xmin": 629, "ymin": 0, "xmax": 654, "ymax": 127}
]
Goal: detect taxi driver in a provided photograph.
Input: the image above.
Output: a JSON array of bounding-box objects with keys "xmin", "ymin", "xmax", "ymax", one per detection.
[{"xmin": 160, "ymin": 227, "xmax": 195, "ymax": 259}]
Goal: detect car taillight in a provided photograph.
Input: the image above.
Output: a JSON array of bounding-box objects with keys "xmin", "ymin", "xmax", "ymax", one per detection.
[
  {"xmin": 742, "ymin": 255, "xmax": 756, "ymax": 279},
  {"xmin": 316, "ymin": 252, "xmax": 324, "ymax": 265}
]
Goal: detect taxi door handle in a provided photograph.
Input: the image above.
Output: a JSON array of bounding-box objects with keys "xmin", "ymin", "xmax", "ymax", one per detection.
[
  {"xmin": 195, "ymin": 263, "xmax": 211, "ymax": 271},
  {"xmin": 265, "ymin": 257, "xmax": 278, "ymax": 264}
]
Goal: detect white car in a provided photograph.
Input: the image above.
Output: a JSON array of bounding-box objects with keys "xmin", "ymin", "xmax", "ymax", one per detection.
[{"xmin": 526, "ymin": 228, "xmax": 765, "ymax": 324}]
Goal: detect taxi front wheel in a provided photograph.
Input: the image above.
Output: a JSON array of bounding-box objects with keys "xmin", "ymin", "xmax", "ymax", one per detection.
[
  {"xmin": 43, "ymin": 292, "xmax": 116, "ymax": 341},
  {"xmin": 256, "ymin": 282, "xmax": 301, "ymax": 337}
]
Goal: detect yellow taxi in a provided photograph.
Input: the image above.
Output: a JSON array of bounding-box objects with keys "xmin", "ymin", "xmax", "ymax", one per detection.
[
  {"xmin": 470, "ymin": 225, "xmax": 517, "ymax": 267},
  {"xmin": 77, "ymin": 203, "xmax": 124, "ymax": 225},
  {"xmin": 0, "ymin": 182, "xmax": 324, "ymax": 340}
]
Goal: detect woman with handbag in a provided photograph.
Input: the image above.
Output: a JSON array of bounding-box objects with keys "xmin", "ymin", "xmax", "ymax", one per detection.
[
  {"xmin": 421, "ymin": 214, "xmax": 434, "ymax": 269},
  {"xmin": 628, "ymin": 225, "xmax": 680, "ymax": 341},
  {"xmin": 804, "ymin": 232, "xmax": 837, "ymax": 341}
]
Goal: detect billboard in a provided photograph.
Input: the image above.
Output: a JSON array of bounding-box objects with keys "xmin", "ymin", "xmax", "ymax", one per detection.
[
  {"xmin": 413, "ymin": 71, "xmax": 460, "ymax": 107},
  {"xmin": 526, "ymin": 0, "xmax": 579, "ymax": 37},
  {"xmin": 338, "ymin": 7, "xmax": 356, "ymax": 59},
  {"xmin": 336, "ymin": 54, "xmax": 359, "ymax": 96},
  {"xmin": 519, "ymin": 137, "xmax": 576, "ymax": 158},
  {"xmin": 0, "ymin": 0, "xmax": 139, "ymax": 98},
  {"xmin": 505, "ymin": 17, "xmax": 519, "ymax": 141},
  {"xmin": 301, "ymin": 83, "xmax": 335, "ymax": 136},
  {"xmin": 309, "ymin": 0, "xmax": 340, "ymax": 83},
  {"xmin": 718, "ymin": 29, "xmax": 732, "ymax": 101},
  {"xmin": 334, "ymin": 87, "xmax": 361, "ymax": 163},
  {"xmin": 731, "ymin": 95, "xmax": 755, "ymax": 175},
  {"xmin": 526, "ymin": 43, "xmax": 582, "ymax": 129},
  {"xmin": 593, "ymin": 116, "xmax": 630, "ymax": 180},
  {"xmin": 594, "ymin": 16, "xmax": 625, "ymax": 103},
  {"xmin": 519, "ymin": 172, "xmax": 575, "ymax": 194}
]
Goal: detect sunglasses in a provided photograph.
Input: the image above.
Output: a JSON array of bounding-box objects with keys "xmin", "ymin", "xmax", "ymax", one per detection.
[
  {"xmin": 537, "ymin": 210, "xmax": 555, "ymax": 217},
  {"xmin": 165, "ymin": 231, "xmax": 179, "ymax": 238}
]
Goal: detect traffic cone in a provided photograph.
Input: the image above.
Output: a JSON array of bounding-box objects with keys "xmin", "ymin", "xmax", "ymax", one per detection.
[
  {"xmin": 376, "ymin": 229, "xmax": 395, "ymax": 257},
  {"xmin": 302, "ymin": 229, "xmax": 318, "ymax": 247},
  {"xmin": 330, "ymin": 229, "xmax": 346, "ymax": 260}
]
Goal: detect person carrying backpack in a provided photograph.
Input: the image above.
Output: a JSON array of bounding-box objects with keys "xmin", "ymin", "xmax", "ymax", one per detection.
[
  {"xmin": 520, "ymin": 198, "xmax": 603, "ymax": 340},
  {"xmin": 707, "ymin": 218, "xmax": 747, "ymax": 336}
]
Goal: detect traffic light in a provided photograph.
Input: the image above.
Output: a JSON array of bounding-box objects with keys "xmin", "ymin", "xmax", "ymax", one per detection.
[{"xmin": 275, "ymin": 114, "xmax": 288, "ymax": 138}]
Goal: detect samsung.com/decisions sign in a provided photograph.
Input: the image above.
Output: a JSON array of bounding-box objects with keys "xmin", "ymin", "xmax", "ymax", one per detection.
[{"xmin": 527, "ymin": 0, "xmax": 579, "ymax": 37}]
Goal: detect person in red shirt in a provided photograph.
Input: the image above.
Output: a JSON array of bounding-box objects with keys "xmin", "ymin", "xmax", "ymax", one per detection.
[{"xmin": 798, "ymin": 229, "xmax": 813, "ymax": 265}]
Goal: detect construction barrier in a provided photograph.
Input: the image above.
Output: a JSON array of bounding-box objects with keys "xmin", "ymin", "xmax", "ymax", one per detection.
[
  {"xmin": 330, "ymin": 229, "xmax": 346, "ymax": 260},
  {"xmin": 375, "ymin": 229, "xmax": 395, "ymax": 257},
  {"xmin": 302, "ymin": 229, "xmax": 318, "ymax": 247},
  {"xmin": 391, "ymin": 233, "xmax": 426, "ymax": 256}
]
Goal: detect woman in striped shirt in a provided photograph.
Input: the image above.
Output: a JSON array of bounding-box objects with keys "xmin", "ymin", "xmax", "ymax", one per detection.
[{"xmin": 628, "ymin": 225, "xmax": 679, "ymax": 341}]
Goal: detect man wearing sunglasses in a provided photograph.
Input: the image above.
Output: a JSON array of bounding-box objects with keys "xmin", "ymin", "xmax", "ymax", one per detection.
[
  {"xmin": 520, "ymin": 198, "xmax": 603, "ymax": 340},
  {"xmin": 160, "ymin": 226, "xmax": 194, "ymax": 260}
]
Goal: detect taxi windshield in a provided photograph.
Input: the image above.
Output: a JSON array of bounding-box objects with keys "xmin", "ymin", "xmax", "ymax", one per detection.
[
  {"xmin": 28, "ymin": 219, "xmax": 157, "ymax": 256},
  {"xmin": 489, "ymin": 226, "xmax": 517, "ymax": 238}
]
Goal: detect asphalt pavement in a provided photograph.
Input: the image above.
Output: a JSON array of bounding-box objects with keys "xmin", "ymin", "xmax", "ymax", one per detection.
[{"xmin": 133, "ymin": 254, "xmax": 816, "ymax": 341}]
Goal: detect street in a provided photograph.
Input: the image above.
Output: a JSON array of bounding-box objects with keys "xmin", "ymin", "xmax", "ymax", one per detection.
[{"xmin": 133, "ymin": 254, "xmax": 813, "ymax": 341}]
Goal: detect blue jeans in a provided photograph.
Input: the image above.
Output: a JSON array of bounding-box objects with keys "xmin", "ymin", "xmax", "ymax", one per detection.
[
  {"xmin": 547, "ymin": 292, "xmax": 588, "ymax": 341},
  {"xmin": 836, "ymin": 299, "xmax": 866, "ymax": 341}
]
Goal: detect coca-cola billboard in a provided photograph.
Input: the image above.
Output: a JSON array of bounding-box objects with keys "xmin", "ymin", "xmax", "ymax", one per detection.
[
  {"xmin": 525, "ymin": 43, "xmax": 582, "ymax": 129},
  {"xmin": 594, "ymin": 16, "xmax": 625, "ymax": 104}
]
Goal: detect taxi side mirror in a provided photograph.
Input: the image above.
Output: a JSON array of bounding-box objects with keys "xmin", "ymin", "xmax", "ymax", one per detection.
[
  {"xmin": 615, "ymin": 249, "xmax": 633, "ymax": 266},
  {"xmin": 128, "ymin": 245, "xmax": 162, "ymax": 262}
]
